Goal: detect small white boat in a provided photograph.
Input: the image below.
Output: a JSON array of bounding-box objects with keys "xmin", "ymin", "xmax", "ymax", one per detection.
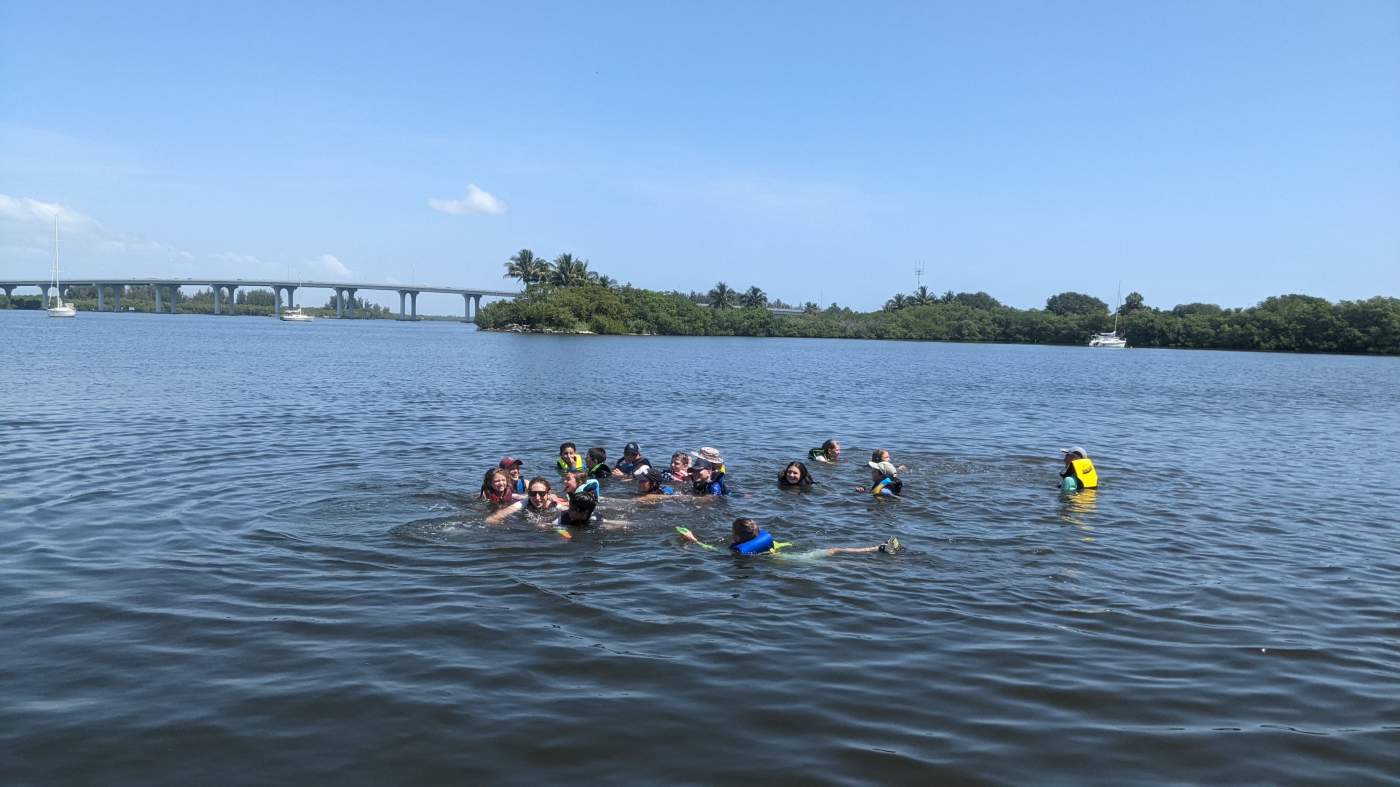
[
  {"xmin": 1088, "ymin": 331, "xmax": 1127, "ymax": 348},
  {"xmin": 46, "ymin": 217, "xmax": 76, "ymax": 318},
  {"xmin": 1089, "ymin": 283, "xmax": 1128, "ymax": 348},
  {"xmin": 280, "ymin": 307, "xmax": 313, "ymax": 322}
]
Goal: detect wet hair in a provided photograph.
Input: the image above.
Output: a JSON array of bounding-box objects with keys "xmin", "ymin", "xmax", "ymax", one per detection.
[
  {"xmin": 559, "ymin": 442, "xmax": 576, "ymax": 455},
  {"xmin": 670, "ymin": 452, "xmax": 691, "ymax": 467},
  {"xmin": 479, "ymin": 467, "xmax": 513, "ymax": 504},
  {"xmin": 731, "ymin": 518, "xmax": 759, "ymax": 543},
  {"xmin": 563, "ymin": 471, "xmax": 586, "ymax": 492},
  {"xmin": 638, "ymin": 468, "xmax": 666, "ymax": 493},
  {"xmin": 526, "ymin": 476, "xmax": 552, "ymax": 493},
  {"xmin": 567, "ymin": 489, "xmax": 598, "ymax": 519},
  {"xmin": 777, "ymin": 461, "xmax": 815, "ymax": 488},
  {"xmin": 586, "ymin": 446, "xmax": 607, "ymax": 466},
  {"xmin": 871, "ymin": 448, "xmax": 887, "ymax": 463},
  {"xmin": 819, "ymin": 439, "xmax": 838, "ymax": 458}
]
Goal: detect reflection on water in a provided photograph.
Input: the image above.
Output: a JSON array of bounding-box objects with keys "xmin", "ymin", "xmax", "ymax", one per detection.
[
  {"xmin": 2, "ymin": 311, "xmax": 1399, "ymax": 785},
  {"xmin": 1058, "ymin": 488, "xmax": 1099, "ymax": 529}
]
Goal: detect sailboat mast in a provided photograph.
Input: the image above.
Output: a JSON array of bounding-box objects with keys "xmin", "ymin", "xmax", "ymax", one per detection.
[
  {"xmin": 52, "ymin": 216, "xmax": 59, "ymax": 306},
  {"xmin": 1113, "ymin": 281, "xmax": 1121, "ymax": 334}
]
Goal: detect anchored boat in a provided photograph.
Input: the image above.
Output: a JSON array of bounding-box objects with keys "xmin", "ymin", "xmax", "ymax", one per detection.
[{"xmin": 46, "ymin": 217, "xmax": 76, "ymax": 318}]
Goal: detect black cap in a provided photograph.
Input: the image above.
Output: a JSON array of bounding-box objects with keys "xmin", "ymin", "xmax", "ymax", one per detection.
[{"xmin": 624, "ymin": 442, "xmax": 641, "ymax": 457}]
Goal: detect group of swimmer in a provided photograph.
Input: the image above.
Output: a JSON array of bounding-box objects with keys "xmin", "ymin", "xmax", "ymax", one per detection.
[{"xmin": 473, "ymin": 439, "xmax": 1102, "ymax": 555}]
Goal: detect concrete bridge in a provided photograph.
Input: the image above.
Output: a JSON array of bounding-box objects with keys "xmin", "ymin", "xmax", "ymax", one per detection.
[{"xmin": 0, "ymin": 278, "xmax": 520, "ymax": 321}]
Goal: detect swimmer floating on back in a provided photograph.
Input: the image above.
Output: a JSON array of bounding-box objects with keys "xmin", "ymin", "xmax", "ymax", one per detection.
[{"xmin": 676, "ymin": 517, "xmax": 900, "ymax": 557}]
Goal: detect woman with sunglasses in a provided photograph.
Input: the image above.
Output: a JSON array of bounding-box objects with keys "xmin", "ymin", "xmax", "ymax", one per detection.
[{"xmin": 487, "ymin": 476, "xmax": 561, "ymax": 524}]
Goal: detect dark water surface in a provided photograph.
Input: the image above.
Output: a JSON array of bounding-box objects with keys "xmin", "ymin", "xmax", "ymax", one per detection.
[{"xmin": 2, "ymin": 309, "xmax": 1398, "ymax": 785}]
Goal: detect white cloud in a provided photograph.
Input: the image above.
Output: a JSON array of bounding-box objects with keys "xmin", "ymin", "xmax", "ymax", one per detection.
[
  {"xmin": 306, "ymin": 253, "xmax": 354, "ymax": 279},
  {"xmin": 0, "ymin": 194, "xmax": 101, "ymax": 231},
  {"xmin": 213, "ymin": 251, "xmax": 264, "ymax": 266},
  {"xmin": 429, "ymin": 184, "xmax": 506, "ymax": 216}
]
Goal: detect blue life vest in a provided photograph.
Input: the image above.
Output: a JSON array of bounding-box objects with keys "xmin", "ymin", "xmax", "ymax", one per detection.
[
  {"xmin": 873, "ymin": 477, "xmax": 901, "ymax": 497},
  {"xmin": 695, "ymin": 474, "xmax": 727, "ymax": 496},
  {"xmin": 513, "ymin": 478, "xmax": 525, "ymax": 493},
  {"xmin": 731, "ymin": 530, "xmax": 775, "ymax": 554}
]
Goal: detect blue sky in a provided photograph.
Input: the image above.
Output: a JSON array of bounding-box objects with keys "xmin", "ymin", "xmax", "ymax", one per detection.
[{"xmin": 2, "ymin": 1, "xmax": 1397, "ymax": 313}]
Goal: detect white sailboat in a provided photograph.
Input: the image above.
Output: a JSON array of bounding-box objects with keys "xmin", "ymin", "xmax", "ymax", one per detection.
[
  {"xmin": 46, "ymin": 217, "xmax": 76, "ymax": 318},
  {"xmin": 280, "ymin": 307, "xmax": 313, "ymax": 322},
  {"xmin": 1089, "ymin": 283, "xmax": 1126, "ymax": 348}
]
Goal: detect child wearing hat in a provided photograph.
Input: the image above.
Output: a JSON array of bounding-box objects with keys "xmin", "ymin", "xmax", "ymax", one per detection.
[{"xmin": 856, "ymin": 449, "xmax": 904, "ymax": 496}]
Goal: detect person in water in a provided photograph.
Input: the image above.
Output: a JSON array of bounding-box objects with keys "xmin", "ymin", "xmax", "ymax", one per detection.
[
  {"xmin": 808, "ymin": 440, "xmax": 841, "ymax": 463},
  {"xmin": 636, "ymin": 468, "xmax": 681, "ymax": 497},
  {"xmin": 689, "ymin": 459, "xmax": 727, "ymax": 496},
  {"xmin": 690, "ymin": 447, "xmax": 727, "ymax": 476},
  {"xmin": 487, "ymin": 476, "xmax": 560, "ymax": 523},
  {"xmin": 663, "ymin": 452, "xmax": 692, "ymax": 485},
  {"xmin": 479, "ymin": 467, "xmax": 519, "ymax": 506},
  {"xmin": 499, "ymin": 456, "xmax": 526, "ymax": 493},
  {"xmin": 677, "ymin": 517, "xmax": 900, "ymax": 557},
  {"xmin": 612, "ymin": 442, "xmax": 649, "ymax": 477},
  {"xmin": 778, "ymin": 461, "xmax": 816, "ymax": 488},
  {"xmin": 584, "ymin": 446, "xmax": 611, "ymax": 479},
  {"xmin": 1059, "ymin": 446, "xmax": 1099, "ymax": 491},
  {"xmin": 558, "ymin": 488, "xmax": 604, "ymax": 528},
  {"xmin": 561, "ymin": 471, "xmax": 602, "ymax": 502},
  {"xmin": 856, "ymin": 449, "xmax": 904, "ymax": 496},
  {"xmin": 556, "ymin": 442, "xmax": 584, "ymax": 474}
]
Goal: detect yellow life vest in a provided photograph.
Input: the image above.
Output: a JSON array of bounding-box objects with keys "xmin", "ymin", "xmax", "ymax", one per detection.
[
  {"xmin": 1071, "ymin": 457, "xmax": 1099, "ymax": 489},
  {"xmin": 557, "ymin": 455, "xmax": 584, "ymax": 473}
]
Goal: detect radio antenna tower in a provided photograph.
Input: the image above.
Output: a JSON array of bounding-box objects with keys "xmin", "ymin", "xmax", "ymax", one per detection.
[{"xmin": 915, "ymin": 264, "xmax": 924, "ymax": 289}]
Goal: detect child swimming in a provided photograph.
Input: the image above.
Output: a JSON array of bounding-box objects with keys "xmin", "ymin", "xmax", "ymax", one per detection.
[{"xmin": 676, "ymin": 517, "xmax": 900, "ymax": 558}]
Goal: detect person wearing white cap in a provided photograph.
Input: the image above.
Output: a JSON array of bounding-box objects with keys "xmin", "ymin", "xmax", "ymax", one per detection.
[
  {"xmin": 1059, "ymin": 447, "xmax": 1099, "ymax": 491},
  {"xmin": 857, "ymin": 449, "xmax": 904, "ymax": 496}
]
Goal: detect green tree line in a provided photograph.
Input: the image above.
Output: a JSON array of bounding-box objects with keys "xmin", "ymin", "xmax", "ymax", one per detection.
[
  {"xmin": 2, "ymin": 286, "xmax": 394, "ymax": 318},
  {"xmin": 479, "ymin": 249, "xmax": 1400, "ymax": 355}
]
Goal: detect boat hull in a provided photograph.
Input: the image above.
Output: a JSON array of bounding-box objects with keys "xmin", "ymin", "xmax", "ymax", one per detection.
[{"xmin": 47, "ymin": 306, "xmax": 77, "ymax": 318}]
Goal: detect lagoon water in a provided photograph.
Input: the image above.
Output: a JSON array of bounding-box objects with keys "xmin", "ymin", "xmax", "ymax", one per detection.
[{"xmin": 2, "ymin": 308, "xmax": 1398, "ymax": 785}]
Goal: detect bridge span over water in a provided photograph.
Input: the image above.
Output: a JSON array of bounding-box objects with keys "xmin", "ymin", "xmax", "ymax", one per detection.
[{"xmin": 0, "ymin": 277, "xmax": 521, "ymax": 321}]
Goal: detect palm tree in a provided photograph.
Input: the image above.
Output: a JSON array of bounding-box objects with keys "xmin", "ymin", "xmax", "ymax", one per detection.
[
  {"xmin": 707, "ymin": 282, "xmax": 736, "ymax": 309},
  {"xmin": 595, "ymin": 275, "xmax": 618, "ymax": 290},
  {"xmin": 504, "ymin": 249, "xmax": 544, "ymax": 284},
  {"xmin": 739, "ymin": 286, "xmax": 767, "ymax": 309},
  {"xmin": 884, "ymin": 293, "xmax": 910, "ymax": 312},
  {"xmin": 910, "ymin": 286, "xmax": 933, "ymax": 306},
  {"xmin": 550, "ymin": 253, "xmax": 592, "ymax": 287},
  {"xmin": 802, "ymin": 301, "xmax": 820, "ymax": 315}
]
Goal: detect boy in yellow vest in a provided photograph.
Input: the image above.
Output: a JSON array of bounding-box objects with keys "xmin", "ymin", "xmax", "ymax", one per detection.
[{"xmin": 1059, "ymin": 447, "xmax": 1099, "ymax": 490}]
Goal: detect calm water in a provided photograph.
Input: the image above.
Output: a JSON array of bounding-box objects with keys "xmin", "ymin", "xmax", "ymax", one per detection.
[{"xmin": 2, "ymin": 309, "xmax": 1398, "ymax": 785}]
